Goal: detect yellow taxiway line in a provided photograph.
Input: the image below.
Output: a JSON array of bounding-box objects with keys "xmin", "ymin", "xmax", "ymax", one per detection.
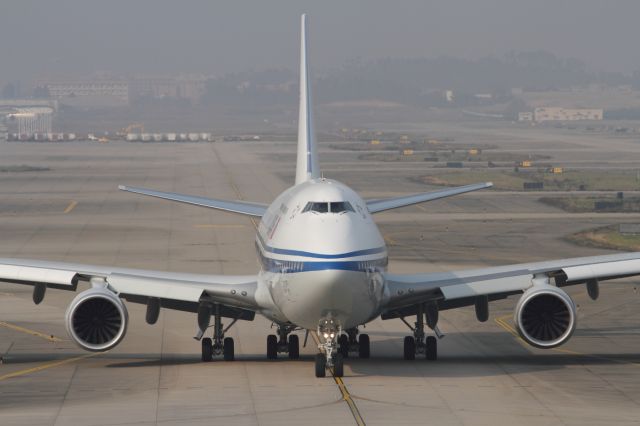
[
  {"xmin": 0, "ymin": 353, "xmax": 98, "ymax": 382},
  {"xmin": 63, "ymin": 200, "xmax": 78, "ymax": 214},
  {"xmin": 0, "ymin": 321, "xmax": 64, "ymax": 342},
  {"xmin": 310, "ymin": 332, "xmax": 366, "ymax": 425}
]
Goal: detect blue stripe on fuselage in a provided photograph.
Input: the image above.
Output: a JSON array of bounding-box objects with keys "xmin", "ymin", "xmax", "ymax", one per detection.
[
  {"xmin": 258, "ymin": 253, "xmax": 388, "ymax": 274},
  {"xmin": 256, "ymin": 233, "xmax": 386, "ymax": 259}
]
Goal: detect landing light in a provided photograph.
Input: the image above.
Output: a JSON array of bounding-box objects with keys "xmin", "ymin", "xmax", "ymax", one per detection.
[{"xmin": 323, "ymin": 333, "xmax": 329, "ymax": 339}]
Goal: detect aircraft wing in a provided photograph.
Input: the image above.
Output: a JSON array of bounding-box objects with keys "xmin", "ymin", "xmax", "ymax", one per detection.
[
  {"xmin": 0, "ymin": 257, "xmax": 260, "ymax": 318},
  {"xmin": 366, "ymin": 182, "xmax": 492, "ymax": 214},
  {"xmin": 383, "ymin": 252, "xmax": 640, "ymax": 315},
  {"xmin": 118, "ymin": 185, "xmax": 268, "ymax": 217}
]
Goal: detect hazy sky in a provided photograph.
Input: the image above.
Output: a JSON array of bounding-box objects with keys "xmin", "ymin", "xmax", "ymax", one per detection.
[{"xmin": 2, "ymin": 0, "xmax": 640, "ymax": 83}]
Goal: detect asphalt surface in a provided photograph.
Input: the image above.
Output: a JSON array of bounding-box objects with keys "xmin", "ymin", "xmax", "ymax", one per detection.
[{"xmin": 0, "ymin": 137, "xmax": 640, "ymax": 425}]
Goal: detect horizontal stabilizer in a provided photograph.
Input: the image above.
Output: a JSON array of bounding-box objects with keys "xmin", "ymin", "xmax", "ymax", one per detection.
[
  {"xmin": 119, "ymin": 185, "xmax": 267, "ymax": 217},
  {"xmin": 366, "ymin": 182, "xmax": 492, "ymax": 213}
]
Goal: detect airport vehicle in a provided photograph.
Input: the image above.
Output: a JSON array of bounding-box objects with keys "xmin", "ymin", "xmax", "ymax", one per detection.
[{"xmin": 3, "ymin": 15, "xmax": 640, "ymax": 378}]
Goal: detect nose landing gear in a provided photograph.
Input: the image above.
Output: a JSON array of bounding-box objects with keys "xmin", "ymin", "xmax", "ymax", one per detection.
[{"xmin": 315, "ymin": 319, "xmax": 343, "ymax": 378}]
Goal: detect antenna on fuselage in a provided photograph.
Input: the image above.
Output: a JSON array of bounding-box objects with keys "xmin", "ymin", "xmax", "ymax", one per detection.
[{"xmin": 295, "ymin": 14, "xmax": 320, "ymax": 185}]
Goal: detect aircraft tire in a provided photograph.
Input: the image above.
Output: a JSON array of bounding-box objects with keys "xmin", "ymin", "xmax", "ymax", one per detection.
[
  {"xmin": 201, "ymin": 337, "xmax": 213, "ymax": 362},
  {"xmin": 288, "ymin": 334, "xmax": 300, "ymax": 359},
  {"xmin": 223, "ymin": 337, "xmax": 235, "ymax": 361},
  {"xmin": 358, "ymin": 334, "xmax": 370, "ymax": 359},
  {"xmin": 333, "ymin": 353, "xmax": 344, "ymax": 377},
  {"xmin": 403, "ymin": 336, "xmax": 415, "ymax": 360},
  {"xmin": 426, "ymin": 336, "xmax": 437, "ymax": 361},
  {"xmin": 267, "ymin": 334, "xmax": 278, "ymax": 359},
  {"xmin": 315, "ymin": 353, "xmax": 326, "ymax": 377}
]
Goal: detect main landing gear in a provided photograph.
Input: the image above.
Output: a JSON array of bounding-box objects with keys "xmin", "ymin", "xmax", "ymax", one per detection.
[
  {"xmin": 402, "ymin": 303, "xmax": 441, "ymax": 361},
  {"xmin": 200, "ymin": 304, "xmax": 235, "ymax": 362},
  {"xmin": 338, "ymin": 328, "xmax": 370, "ymax": 359},
  {"xmin": 266, "ymin": 324, "xmax": 300, "ymax": 360}
]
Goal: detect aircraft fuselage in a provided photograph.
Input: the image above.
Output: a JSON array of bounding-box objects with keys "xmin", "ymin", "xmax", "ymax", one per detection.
[{"xmin": 255, "ymin": 178, "xmax": 389, "ymax": 330}]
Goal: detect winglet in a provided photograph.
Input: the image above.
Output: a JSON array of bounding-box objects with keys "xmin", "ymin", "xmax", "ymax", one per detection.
[{"xmin": 295, "ymin": 14, "xmax": 320, "ymax": 185}]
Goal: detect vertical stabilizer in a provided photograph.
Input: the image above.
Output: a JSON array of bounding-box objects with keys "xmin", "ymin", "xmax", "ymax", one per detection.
[{"xmin": 295, "ymin": 14, "xmax": 320, "ymax": 184}]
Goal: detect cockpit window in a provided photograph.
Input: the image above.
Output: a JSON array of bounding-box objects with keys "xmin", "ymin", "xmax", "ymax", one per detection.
[
  {"xmin": 302, "ymin": 202, "xmax": 329, "ymax": 213},
  {"xmin": 330, "ymin": 202, "xmax": 354, "ymax": 213},
  {"xmin": 302, "ymin": 201, "xmax": 354, "ymax": 214}
]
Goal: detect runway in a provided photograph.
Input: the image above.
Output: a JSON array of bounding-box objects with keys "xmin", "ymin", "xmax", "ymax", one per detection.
[{"xmin": 1, "ymin": 140, "xmax": 640, "ymax": 425}]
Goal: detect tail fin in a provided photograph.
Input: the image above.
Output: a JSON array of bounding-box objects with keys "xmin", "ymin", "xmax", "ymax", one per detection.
[{"xmin": 295, "ymin": 14, "xmax": 320, "ymax": 185}]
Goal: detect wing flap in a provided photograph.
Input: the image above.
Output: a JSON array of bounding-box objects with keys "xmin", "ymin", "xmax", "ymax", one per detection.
[
  {"xmin": 439, "ymin": 274, "xmax": 532, "ymax": 300},
  {"xmin": 119, "ymin": 185, "xmax": 267, "ymax": 217}
]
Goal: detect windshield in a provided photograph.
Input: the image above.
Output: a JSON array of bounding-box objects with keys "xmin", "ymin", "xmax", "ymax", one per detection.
[{"xmin": 302, "ymin": 201, "xmax": 354, "ymax": 213}]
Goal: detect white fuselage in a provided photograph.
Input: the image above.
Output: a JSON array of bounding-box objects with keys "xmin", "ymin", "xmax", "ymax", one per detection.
[{"xmin": 254, "ymin": 179, "xmax": 389, "ymax": 330}]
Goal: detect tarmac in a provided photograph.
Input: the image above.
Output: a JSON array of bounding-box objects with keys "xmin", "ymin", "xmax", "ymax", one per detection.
[{"xmin": 0, "ymin": 136, "xmax": 640, "ymax": 425}]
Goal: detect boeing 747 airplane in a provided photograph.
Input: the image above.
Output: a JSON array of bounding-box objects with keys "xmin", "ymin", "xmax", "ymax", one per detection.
[{"xmin": 3, "ymin": 15, "xmax": 640, "ymax": 377}]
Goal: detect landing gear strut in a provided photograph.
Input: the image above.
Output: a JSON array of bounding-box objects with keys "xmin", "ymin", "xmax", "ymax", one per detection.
[
  {"xmin": 200, "ymin": 304, "xmax": 235, "ymax": 362},
  {"xmin": 267, "ymin": 324, "xmax": 300, "ymax": 360},
  {"xmin": 402, "ymin": 303, "xmax": 440, "ymax": 361},
  {"xmin": 315, "ymin": 319, "xmax": 343, "ymax": 378}
]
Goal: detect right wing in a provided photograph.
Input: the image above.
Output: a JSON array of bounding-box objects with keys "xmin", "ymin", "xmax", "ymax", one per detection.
[{"xmin": 118, "ymin": 185, "xmax": 268, "ymax": 217}]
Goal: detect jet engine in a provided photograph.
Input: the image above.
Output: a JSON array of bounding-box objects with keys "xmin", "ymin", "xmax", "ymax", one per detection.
[
  {"xmin": 514, "ymin": 285, "xmax": 576, "ymax": 349},
  {"xmin": 65, "ymin": 287, "xmax": 128, "ymax": 351}
]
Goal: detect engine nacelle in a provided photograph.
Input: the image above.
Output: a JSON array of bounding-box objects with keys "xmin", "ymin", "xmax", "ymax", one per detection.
[
  {"xmin": 514, "ymin": 285, "xmax": 576, "ymax": 349},
  {"xmin": 65, "ymin": 288, "xmax": 128, "ymax": 352}
]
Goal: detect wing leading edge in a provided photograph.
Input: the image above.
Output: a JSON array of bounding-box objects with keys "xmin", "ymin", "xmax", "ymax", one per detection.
[
  {"xmin": 118, "ymin": 185, "xmax": 267, "ymax": 217},
  {"xmin": 366, "ymin": 182, "xmax": 492, "ymax": 214}
]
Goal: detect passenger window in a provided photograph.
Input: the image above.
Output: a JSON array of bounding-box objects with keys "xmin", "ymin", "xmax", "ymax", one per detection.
[{"xmin": 330, "ymin": 202, "xmax": 354, "ymax": 213}]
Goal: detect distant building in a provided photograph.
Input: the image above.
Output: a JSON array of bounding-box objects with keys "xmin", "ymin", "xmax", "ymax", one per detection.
[
  {"xmin": 129, "ymin": 74, "xmax": 208, "ymax": 102},
  {"xmin": 6, "ymin": 107, "xmax": 53, "ymax": 135},
  {"xmin": 38, "ymin": 79, "xmax": 129, "ymax": 107},
  {"xmin": 534, "ymin": 107, "xmax": 603, "ymax": 122},
  {"xmin": 518, "ymin": 112, "xmax": 533, "ymax": 121}
]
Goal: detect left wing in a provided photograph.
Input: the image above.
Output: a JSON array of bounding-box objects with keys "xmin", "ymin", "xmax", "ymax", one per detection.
[
  {"xmin": 366, "ymin": 182, "xmax": 492, "ymax": 214},
  {"xmin": 383, "ymin": 251, "xmax": 640, "ymax": 313}
]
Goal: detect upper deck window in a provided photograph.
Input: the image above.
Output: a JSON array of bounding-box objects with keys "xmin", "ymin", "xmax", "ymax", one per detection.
[{"xmin": 302, "ymin": 201, "xmax": 354, "ymax": 214}]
